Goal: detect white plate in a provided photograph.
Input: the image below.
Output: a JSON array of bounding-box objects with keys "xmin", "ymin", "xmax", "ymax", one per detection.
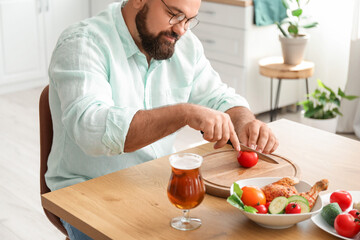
[
  {"xmin": 230, "ymin": 177, "xmax": 323, "ymax": 229},
  {"xmin": 311, "ymin": 191, "xmax": 360, "ymax": 240}
]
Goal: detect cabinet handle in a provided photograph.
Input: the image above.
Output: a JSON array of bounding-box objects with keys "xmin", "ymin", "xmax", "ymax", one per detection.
[
  {"xmin": 201, "ymin": 39, "xmax": 216, "ymax": 44},
  {"xmin": 199, "ymin": 10, "xmax": 216, "ymax": 15},
  {"xmin": 45, "ymin": 0, "xmax": 49, "ymax": 12},
  {"xmin": 37, "ymin": 0, "xmax": 42, "ymax": 13}
]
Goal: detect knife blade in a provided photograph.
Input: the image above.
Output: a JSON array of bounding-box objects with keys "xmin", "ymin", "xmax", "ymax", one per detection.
[{"xmin": 239, "ymin": 143, "xmax": 279, "ymax": 164}]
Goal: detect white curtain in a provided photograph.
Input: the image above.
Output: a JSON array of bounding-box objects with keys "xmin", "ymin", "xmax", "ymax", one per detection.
[{"xmin": 336, "ymin": 0, "xmax": 360, "ymax": 139}]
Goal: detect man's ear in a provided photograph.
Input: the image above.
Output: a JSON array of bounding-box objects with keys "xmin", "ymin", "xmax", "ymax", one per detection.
[{"xmin": 132, "ymin": 0, "xmax": 148, "ymax": 9}]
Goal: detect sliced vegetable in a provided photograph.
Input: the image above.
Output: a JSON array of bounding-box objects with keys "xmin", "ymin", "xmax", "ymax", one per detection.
[
  {"xmin": 269, "ymin": 196, "xmax": 288, "ymax": 214},
  {"xmin": 287, "ymin": 195, "xmax": 309, "ymax": 205},
  {"xmin": 295, "ymin": 201, "xmax": 310, "ymax": 213},
  {"xmin": 321, "ymin": 203, "xmax": 342, "ymax": 227}
]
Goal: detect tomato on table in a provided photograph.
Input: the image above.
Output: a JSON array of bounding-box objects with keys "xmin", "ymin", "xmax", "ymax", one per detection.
[
  {"xmin": 237, "ymin": 151, "xmax": 258, "ymax": 168},
  {"xmin": 241, "ymin": 186, "xmax": 266, "ymax": 207},
  {"xmin": 330, "ymin": 190, "xmax": 352, "ymax": 211},
  {"xmin": 334, "ymin": 213, "xmax": 360, "ymax": 238}
]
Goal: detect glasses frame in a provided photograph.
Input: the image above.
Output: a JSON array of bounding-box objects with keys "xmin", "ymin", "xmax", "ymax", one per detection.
[{"xmin": 160, "ymin": 0, "xmax": 200, "ymax": 30}]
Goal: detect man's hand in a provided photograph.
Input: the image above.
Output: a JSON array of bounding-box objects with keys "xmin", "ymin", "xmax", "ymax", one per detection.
[
  {"xmin": 226, "ymin": 107, "xmax": 279, "ymax": 154},
  {"xmin": 185, "ymin": 104, "xmax": 240, "ymax": 151},
  {"xmin": 237, "ymin": 119, "xmax": 278, "ymax": 154}
]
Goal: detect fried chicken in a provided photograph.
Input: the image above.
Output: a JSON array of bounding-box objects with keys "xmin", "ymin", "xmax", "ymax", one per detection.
[
  {"xmin": 261, "ymin": 177, "xmax": 299, "ymax": 202},
  {"xmin": 299, "ymin": 179, "xmax": 329, "ymax": 209},
  {"xmin": 261, "ymin": 177, "xmax": 329, "ymax": 209}
]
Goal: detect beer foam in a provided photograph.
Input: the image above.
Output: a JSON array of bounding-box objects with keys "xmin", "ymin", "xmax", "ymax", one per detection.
[{"xmin": 170, "ymin": 154, "xmax": 202, "ymax": 170}]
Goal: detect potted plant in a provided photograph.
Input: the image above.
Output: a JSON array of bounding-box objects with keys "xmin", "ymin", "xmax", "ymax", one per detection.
[
  {"xmin": 298, "ymin": 79, "xmax": 359, "ymax": 133},
  {"xmin": 276, "ymin": 0, "xmax": 318, "ymax": 65}
]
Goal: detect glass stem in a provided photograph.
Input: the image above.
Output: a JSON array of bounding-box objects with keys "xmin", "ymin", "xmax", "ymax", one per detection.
[{"xmin": 181, "ymin": 209, "xmax": 190, "ymax": 223}]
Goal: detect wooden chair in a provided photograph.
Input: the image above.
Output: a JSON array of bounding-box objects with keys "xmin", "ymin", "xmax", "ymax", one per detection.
[{"xmin": 39, "ymin": 85, "xmax": 69, "ymax": 240}]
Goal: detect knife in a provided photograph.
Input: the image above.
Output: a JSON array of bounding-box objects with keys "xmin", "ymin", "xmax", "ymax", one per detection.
[
  {"xmin": 200, "ymin": 131, "xmax": 279, "ymax": 164},
  {"xmin": 237, "ymin": 142, "xmax": 279, "ymax": 164}
]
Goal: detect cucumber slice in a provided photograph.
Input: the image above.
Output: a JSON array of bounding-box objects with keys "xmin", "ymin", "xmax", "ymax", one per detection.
[
  {"xmin": 321, "ymin": 203, "xmax": 342, "ymax": 227},
  {"xmin": 269, "ymin": 196, "xmax": 288, "ymax": 214},
  {"xmin": 287, "ymin": 195, "xmax": 309, "ymax": 206},
  {"xmin": 294, "ymin": 201, "xmax": 310, "ymax": 213}
]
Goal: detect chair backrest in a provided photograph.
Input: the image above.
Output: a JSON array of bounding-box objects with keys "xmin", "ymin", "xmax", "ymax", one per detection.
[{"xmin": 39, "ymin": 85, "xmax": 69, "ymax": 238}]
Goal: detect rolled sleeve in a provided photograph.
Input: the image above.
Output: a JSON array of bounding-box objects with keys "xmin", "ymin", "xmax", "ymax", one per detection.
[
  {"xmin": 50, "ymin": 34, "xmax": 139, "ymax": 156},
  {"xmin": 102, "ymin": 106, "xmax": 139, "ymax": 155}
]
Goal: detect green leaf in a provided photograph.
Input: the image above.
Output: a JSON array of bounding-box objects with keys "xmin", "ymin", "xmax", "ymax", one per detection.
[
  {"xmin": 338, "ymin": 88, "xmax": 345, "ymax": 97},
  {"xmin": 333, "ymin": 98, "xmax": 341, "ymax": 107},
  {"xmin": 333, "ymin": 108, "xmax": 343, "ymax": 116},
  {"xmin": 288, "ymin": 24, "xmax": 298, "ymax": 36},
  {"xmin": 292, "ymin": 8, "xmax": 302, "ymax": 17},
  {"xmin": 233, "ymin": 183, "xmax": 243, "ymax": 198},
  {"xmin": 244, "ymin": 205, "xmax": 258, "ymax": 214},
  {"xmin": 227, "ymin": 194, "xmax": 244, "ymax": 209},
  {"xmin": 301, "ymin": 22, "xmax": 318, "ymax": 28},
  {"xmin": 343, "ymin": 95, "xmax": 359, "ymax": 100}
]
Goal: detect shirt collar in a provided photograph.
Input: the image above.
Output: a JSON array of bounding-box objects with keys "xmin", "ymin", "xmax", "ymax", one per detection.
[{"xmin": 113, "ymin": 1, "xmax": 140, "ymax": 58}]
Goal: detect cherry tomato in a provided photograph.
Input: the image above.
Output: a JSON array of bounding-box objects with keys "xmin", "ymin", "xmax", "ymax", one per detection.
[
  {"xmin": 265, "ymin": 202, "xmax": 271, "ymax": 211},
  {"xmin": 237, "ymin": 151, "xmax": 258, "ymax": 168},
  {"xmin": 241, "ymin": 186, "xmax": 266, "ymax": 207},
  {"xmin": 254, "ymin": 204, "xmax": 268, "ymax": 214},
  {"xmin": 349, "ymin": 209, "xmax": 360, "ymax": 220},
  {"xmin": 334, "ymin": 213, "xmax": 360, "ymax": 238},
  {"xmin": 285, "ymin": 202, "xmax": 301, "ymax": 214},
  {"xmin": 330, "ymin": 190, "xmax": 352, "ymax": 211}
]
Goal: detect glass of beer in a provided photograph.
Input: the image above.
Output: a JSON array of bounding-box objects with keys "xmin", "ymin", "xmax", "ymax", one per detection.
[{"xmin": 167, "ymin": 153, "xmax": 205, "ymax": 231}]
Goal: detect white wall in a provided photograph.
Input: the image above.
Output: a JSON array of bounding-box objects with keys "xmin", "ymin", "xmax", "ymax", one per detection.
[{"xmin": 305, "ymin": 0, "xmax": 355, "ymax": 91}]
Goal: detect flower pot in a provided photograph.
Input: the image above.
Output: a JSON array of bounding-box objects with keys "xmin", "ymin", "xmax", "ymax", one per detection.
[
  {"xmin": 279, "ymin": 34, "xmax": 309, "ymax": 65},
  {"xmin": 301, "ymin": 112, "xmax": 338, "ymax": 133}
]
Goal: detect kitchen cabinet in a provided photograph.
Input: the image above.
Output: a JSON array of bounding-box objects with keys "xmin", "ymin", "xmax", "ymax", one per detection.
[
  {"xmin": 193, "ymin": 1, "xmax": 303, "ymax": 114},
  {"xmin": 0, "ymin": 0, "xmax": 89, "ymax": 94}
]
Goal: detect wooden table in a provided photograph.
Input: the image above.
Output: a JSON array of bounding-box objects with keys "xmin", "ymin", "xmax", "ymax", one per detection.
[{"xmin": 42, "ymin": 119, "xmax": 360, "ymax": 240}]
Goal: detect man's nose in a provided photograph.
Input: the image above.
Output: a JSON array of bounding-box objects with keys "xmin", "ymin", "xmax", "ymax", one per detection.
[{"xmin": 172, "ymin": 22, "xmax": 186, "ymax": 37}]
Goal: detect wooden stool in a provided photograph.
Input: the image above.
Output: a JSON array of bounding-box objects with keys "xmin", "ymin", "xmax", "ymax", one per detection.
[{"xmin": 259, "ymin": 56, "xmax": 314, "ymax": 121}]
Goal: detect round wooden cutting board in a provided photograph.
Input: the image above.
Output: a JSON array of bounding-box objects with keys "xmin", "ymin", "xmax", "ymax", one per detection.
[{"xmin": 201, "ymin": 149, "xmax": 301, "ymax": 198}]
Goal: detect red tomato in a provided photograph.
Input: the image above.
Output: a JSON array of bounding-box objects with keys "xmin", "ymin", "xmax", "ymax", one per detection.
[
  {"xmin": 265, "ymin": 202, "xmax": 271, "ymax": 211},
  {"xmin": 285, "ymin": 202, "xmax": 301, "ymax": 214},
  {"xmin": 349, "ymin": 209, "xmax": 360, "ymax": 220},
  {"xmin": 334, "ymin": 213, "xmax": 360, "ymax": 238},
  {"xmin": 254, "ymin": 204, "xmax": 268, "ymax": 214},
  {"xmin": 241, "ymin": 186, "xmax": 266, "ymax": 207},
  {"xmin": 237, "ymin": 151, "xmax": 258, "ymax": 168},
  {"xmin": 330, "ymin": 190, "xmax": 352, "ymax": 211}
]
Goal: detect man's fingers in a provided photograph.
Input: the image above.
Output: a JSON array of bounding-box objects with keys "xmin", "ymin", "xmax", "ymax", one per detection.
[
  {"xmin": 228, "ymin": 121, "xmax": 240, "ymax": 151},
  {"xmin": 255, "ymin": 125, "xmax": 270, "ymax": 153},
  {"xmin": 247, "ymin": 122, "xmax": 260, "ymax": 149}
]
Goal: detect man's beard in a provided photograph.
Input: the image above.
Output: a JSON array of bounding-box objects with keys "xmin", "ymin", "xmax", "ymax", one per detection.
[{"xmin": 135, "ymin": 4, "xmax": 179, "ymax": 60}]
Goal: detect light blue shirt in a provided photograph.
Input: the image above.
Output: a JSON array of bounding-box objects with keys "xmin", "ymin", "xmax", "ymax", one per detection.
[{"xmin": 46, "ymin": 2, "xmax": 249, "ymax": 191}]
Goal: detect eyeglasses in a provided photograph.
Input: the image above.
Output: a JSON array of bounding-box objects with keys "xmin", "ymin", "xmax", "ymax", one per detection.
[{"xmin": 160, "ymin": 0, "xmax": 200, "ymax": 30}]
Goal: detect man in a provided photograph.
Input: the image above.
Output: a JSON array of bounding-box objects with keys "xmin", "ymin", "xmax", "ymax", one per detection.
[{"xmin": 46, "ymin": 0, "xmax": 278, "ymax": 238}]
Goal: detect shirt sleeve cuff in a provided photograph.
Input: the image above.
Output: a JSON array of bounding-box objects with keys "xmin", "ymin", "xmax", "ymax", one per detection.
[
  {"xmin": 102, "ymin": 106, "xmax": 139, "ymax": 155},
  {"xmin": 217, "ymin": 95, "xmax": 251, "ymax": 113}
]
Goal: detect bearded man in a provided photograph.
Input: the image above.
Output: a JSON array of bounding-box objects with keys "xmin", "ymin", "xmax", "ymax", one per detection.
[{"xmin": 47, "ymin": 0, "xmax": 278, "ymax": 238}]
